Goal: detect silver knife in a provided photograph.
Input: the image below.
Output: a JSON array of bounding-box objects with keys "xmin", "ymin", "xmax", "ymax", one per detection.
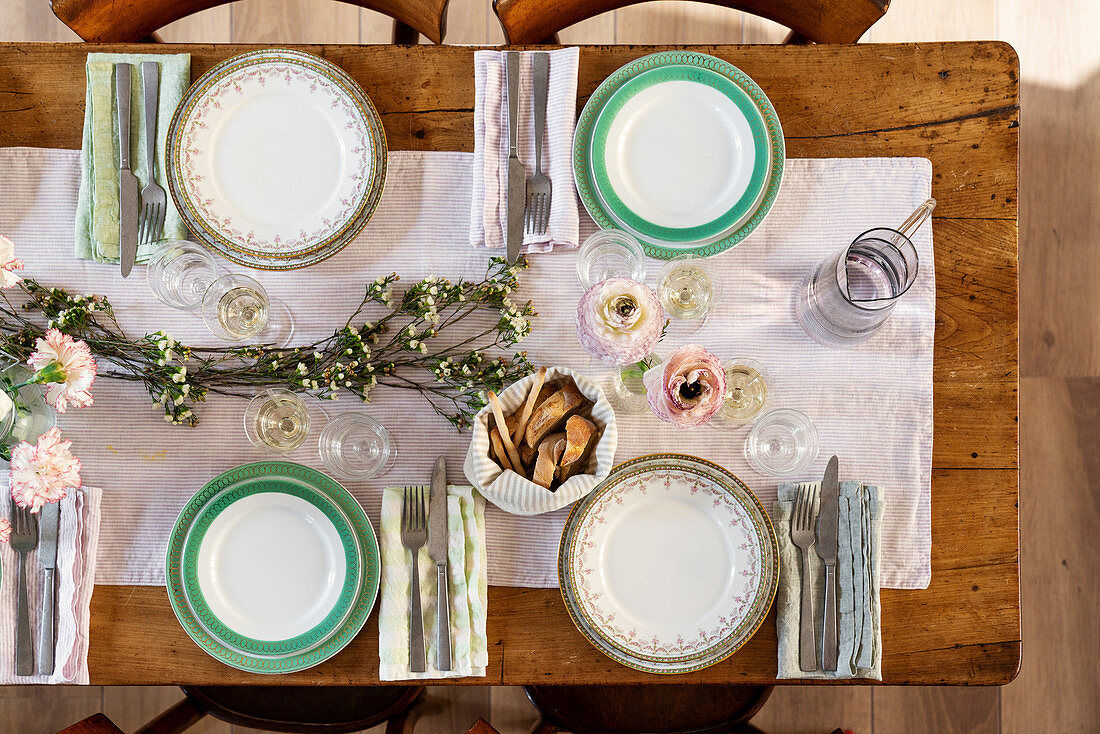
[
  {"xmin": 816, "ymin": 455, "xmax": 840, "ymax": 671},
  {"xmin": 116, "ymin": 63, "xmax": 139, "ymax": 278},
  {"xmin": 505, "ymin": 51, "xmax": 525, "ymax": 266},
  {"xmin": 36, "ymin": 501, "xmax": 60, "ymax": 675},
  {"xmin": 427, "ymin": 455, "xmax": 451, "ymax": 671}
]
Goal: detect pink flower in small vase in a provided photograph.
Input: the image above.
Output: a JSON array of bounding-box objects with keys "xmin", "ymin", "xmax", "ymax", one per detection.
[
  {"xmin": 644, "ymin": 344, "xmax": 726, "ymax": 428},
  {"xmin": 0, "ymin": 235, "xmax": 25, "ymax": 289},
  {"xmin": 0, "ymin": 517, "xmax": 10, "ymax": 543},
  {"xmin": 10, "ymin": 427, "xmax": 81, "ymax": 513},
  {"xmin": 575, "ymin": 278, "xmax": 664, "ymax": 366},
  {"xmin": 28, "ymin": 329, "xmax": 97, "ymax": 413}
]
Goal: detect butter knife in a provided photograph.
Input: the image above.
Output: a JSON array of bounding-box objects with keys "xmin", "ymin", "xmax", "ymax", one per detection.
[
  {"xmin": 505, "ymin": 51, "xmax": 525, "ymax": 265},
  {"xmin": 816, "ymin": 455, "xmax": 840, "ymax": 671},
  {"xmin": 428, "ymin": 455, "xmax": 451, "ymax": 671},
  {"xmin": 116, "ymin": 63, "xmax": 139, "ymax": 278},
  {"xmin": 36, "ymin": 501, "xmax": 60, "ymax": 675}
]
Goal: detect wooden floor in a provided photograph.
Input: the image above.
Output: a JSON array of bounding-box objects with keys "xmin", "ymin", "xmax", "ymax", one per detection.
[{"xmin": 1, "ymin": 0, "xmax": 1097, "ymax": 732}]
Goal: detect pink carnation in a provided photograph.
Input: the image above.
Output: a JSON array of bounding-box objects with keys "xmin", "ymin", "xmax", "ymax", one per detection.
[
  {"xmin": 10, "ymin": 427, "xmax": 81, "ymax": 513},
  {"xmin": 0, "ymin": 517, "xmax": 9, "ymax": 543},
  {"xmin": 28, "ymin": 329, "xmax": 96, "ymax": 413},
  {"xmin": 0, "ymin": 235, "xmax": 24, "ymax": 289},
  {"xmin": 644, "ymin": 344, "xmax": 726, "ymax": 428}
]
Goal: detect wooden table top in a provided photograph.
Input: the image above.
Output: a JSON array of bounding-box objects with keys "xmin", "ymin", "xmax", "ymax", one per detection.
[{"xmin": 0, "ymin": 41, "xmax": 1020, "ymax": 686}]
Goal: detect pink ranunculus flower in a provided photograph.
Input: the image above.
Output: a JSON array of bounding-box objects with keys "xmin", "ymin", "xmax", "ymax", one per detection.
[
  {"xmin": 575, "ymin": 278, "xmax": 664, "ymax": 366},
  {"xmin": 0, "ymin": 517, "xmax": 10, "ymax": 543},
  {"xmin": 10, "ymin": 427, "xmax": 81, "ymax": 513},
  {"xmin": 0, "ymin": 235, "xmax": 24, "ymax": 289},
  {"xmin": 28, "ymin": 329, "xmax": 97, "ymax": 413},
  {"xmin": 643, "ymin": 344, "xmax": 727, "ymax": 428}
]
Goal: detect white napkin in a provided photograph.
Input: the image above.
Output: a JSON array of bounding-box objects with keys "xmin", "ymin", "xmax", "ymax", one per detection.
[
  {"xmin": 378, "ymin": 485, "xmax": 488, "ymax": 680},
  {"xmin": 0, "ymin": 487, "xmax": 102, "ymax": 684},
  {"xmin": 773, "ymin": 481, "xmax": 883, "ymax": 680},
  {"xmin": 470, "ymin": 47, "xmax": 581, "ymax": 253}
]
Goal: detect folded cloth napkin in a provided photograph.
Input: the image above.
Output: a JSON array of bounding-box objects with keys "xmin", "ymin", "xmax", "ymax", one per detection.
[
  {"xmin": 470, "ymin": 47, "xmax": 580, "ymax": 254},
  {"xmin": 773, "ymin": 481, "xmax": 883, "ymax": 680},
  {"xmin": 0, "ymin": 487, "xmax": 102, "ymax": 684},
  {"xmin": 75, "ymin": 52, "xmax": 190, "ymax": 263},
  {"xmin": 378, "ymin": 485, "xmax": 488, "ymax": 680}
]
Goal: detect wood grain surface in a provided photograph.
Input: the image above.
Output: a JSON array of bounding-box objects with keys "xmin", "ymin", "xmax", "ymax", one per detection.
[{"xmin": 0, "ymin": 41, "xmax": 1020, "ymax": 687}]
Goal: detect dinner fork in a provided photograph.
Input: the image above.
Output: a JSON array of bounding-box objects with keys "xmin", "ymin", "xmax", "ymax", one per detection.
[
  {"xmin": 137, "ymin": 61, "xmax": 166, "ymax": 246},
  {"xmin": 10, "ymin": 504, "xmax": 38, "ymax": 676},
  {"xmin": 525, "ymin": 52, "xmax": 551, "ymax": 236},
  {"xmin": 790, "ymin": 482, "xmax": 818, "ymax": 672},
  {"xmin": 400, "ymin": 486, "xmax": 427, "ymax": 673}
]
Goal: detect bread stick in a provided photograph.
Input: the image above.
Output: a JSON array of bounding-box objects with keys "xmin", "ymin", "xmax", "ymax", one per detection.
[
  {"xmin": 487, "ymin": 390, "xmax": 524, "ymax": 471},
  {"xmin": 512, "ymin": 367, "xmax": 547, "ymax": 446}
]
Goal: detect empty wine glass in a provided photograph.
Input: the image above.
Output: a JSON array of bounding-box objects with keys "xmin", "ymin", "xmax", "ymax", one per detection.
[
  {"xmin": 576, "ymin": 229, "xmax": 648, "ymax": 289},
  {"xmin": 318, "ymin": 413, "xmax": 395, "ymax": 479},
  {"xmin": 244, "ymin": 388, "xmax": 312, "ymax": 454},
  {"xmin": 744, "ymin": 408, "xmax": 819, "ymax": 477},
  {"xmin": 146, "ymin": 240, "xmax": 218, "ymax": 310}
]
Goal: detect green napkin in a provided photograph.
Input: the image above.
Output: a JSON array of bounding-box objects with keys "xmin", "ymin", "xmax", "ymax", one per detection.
[
  {"xmin": 75, "ymin": 53, "xmax": 191, "ymax": 263},
  {"xmin": 773, "ymin": 481, "xmax": 884, "ymax": 680},
  {"xmin": 378, "ymin": 485, "xmax": 488, "ymax": 679}
]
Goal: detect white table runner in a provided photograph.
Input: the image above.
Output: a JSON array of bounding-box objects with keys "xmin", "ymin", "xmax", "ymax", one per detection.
[{"xmin": 0, "ymin": 147, "xmax": 933, "ymax": 590}]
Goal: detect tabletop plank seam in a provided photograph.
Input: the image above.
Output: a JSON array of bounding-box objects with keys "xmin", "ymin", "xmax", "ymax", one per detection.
[{"xmin": 785, "ymin": 103, "xmax": 1019, "ymax": 141}]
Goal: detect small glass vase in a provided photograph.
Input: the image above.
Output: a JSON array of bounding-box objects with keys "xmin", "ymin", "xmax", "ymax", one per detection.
[
  {"xmin": 606, "ymin": 354, "xmax": 662, "ymax": 415},
  {"xmin": 0, "ymin": 363, "xmax": 57, "ymax": 459}
]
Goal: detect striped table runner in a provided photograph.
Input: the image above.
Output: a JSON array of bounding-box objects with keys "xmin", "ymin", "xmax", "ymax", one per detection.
[{"xmin": 0, "ymin": 147, "xmax": 933, "ymax": 589}]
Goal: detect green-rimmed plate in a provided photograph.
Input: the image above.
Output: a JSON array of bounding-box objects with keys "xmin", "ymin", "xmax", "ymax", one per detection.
[
  {"xmin": 574, "ymin": 52, "xmax": 785, "ymax": 259},
  {"xmin": 166, "ymin": 49, "xmax": 388, "ymax": 270},
  {"xmin": 558, "ymin": 454, "xmax": 779, "ymax": 674},
  {"xmin": 167, "ymin": 461, "xmax": 380, "ymax": 673}
]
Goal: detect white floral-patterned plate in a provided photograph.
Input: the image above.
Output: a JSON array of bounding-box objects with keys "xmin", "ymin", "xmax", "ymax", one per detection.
[
  {"xmin": 559, "ymin": 454, "xmax": 778, "ymax": 674},
  {"xmin": 166, "ymin": 49, "xmax": 387, "ymax": 270}
]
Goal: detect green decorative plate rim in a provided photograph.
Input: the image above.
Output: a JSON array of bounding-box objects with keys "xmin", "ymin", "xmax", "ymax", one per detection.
[
  {"xmin": 589, "ymin": 63, "xmax": 770, "ymax": 243},
  {"xmin": 165, "ymin": 49, "xmax": 389, "ymax": 271},
  {"xmin": 573, "ymin": 51, "xmax": 786, "ymax": 260},
  {"xmin": 166, "ymin": 461, "xmax": 380, "ymax": 674},
  {"xmin": 557, "ymin": 453, "xmax": 779, "ymax": 675},
  {"xmin": 179, "ymin": 477, "xmax": 362, "ymax": 657}
]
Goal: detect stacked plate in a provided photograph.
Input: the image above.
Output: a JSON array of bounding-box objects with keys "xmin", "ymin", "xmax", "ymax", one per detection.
[
  {"xmin": 559, "ymin": 454, "xmax": 779, "ymax": 674},
  {"xmin": 166, "ymin": 49, "xmax": 388, "ymax": 270},
  {"xmin": 574, "ymin": 52, "xmax": 785, "ymax": 259},
  {"xmin": 166, "ymin": 461, "xmax": 380, "ymax": 673}
]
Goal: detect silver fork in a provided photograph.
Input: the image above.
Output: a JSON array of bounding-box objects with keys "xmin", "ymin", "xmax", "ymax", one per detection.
[
  {"xmin": 790, "ymin": 482, "xmax": 819, "ymax": 672},
  {"xmin": 525, "ymin": 52, "xmax": 551, "ymax": 236},
  {"xmin": 10, "ymin": 504, "xmax": 39, "ymax": 676},
  {"xmin": 400, "ymin": 486, "xmax": 427, "ymax": 673},
  {"xmin": 137, "ymin": 61, "xmax": 166, "ymax": 246}
]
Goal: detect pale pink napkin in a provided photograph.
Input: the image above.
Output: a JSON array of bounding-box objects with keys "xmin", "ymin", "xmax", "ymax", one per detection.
[
  {"xmin": 470, "ymin": 47, "xmax": 580, "ymax": 253},
  {"xmin": 0, "ymin": 487, "xmax": 102, "ymax": 684}
]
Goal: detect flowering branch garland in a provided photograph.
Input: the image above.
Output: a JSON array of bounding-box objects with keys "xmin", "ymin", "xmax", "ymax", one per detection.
[{"xmin": 0, "ymin": 254, "xmax": 536, "ymax": 432}]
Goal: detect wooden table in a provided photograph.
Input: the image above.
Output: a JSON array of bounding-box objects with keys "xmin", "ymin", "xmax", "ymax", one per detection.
[{"xmin": 0, "ymin": 42, "xmax": 1020, "ymax": 686}]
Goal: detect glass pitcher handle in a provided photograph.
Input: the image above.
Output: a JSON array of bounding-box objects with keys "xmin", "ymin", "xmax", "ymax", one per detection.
[{"xmin": 896, "ymin": 198, "xmax": 937, "ymax": 240}]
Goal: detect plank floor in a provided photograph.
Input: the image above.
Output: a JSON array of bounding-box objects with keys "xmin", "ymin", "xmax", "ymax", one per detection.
[{"xmin": 1, "ymin": 0, "xmax": 1097, "ymax": 732}]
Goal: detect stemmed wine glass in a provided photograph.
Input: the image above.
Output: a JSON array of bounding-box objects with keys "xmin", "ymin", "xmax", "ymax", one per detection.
[{"xmin": 146, "ymin": 240, "xmax": 294, "ymax": 346}]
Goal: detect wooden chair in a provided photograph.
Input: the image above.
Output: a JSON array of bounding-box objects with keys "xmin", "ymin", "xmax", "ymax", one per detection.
[
  {"xmin": 59, "ymin": 686, "xmax": 425, "ymax": 734},
  {"xmin": 492, "ymin": 0, "xmax": 889, "ymax": 45},
  {"xmin": 522, "ymin": 684, "xmax": 775, "ymax": 734},
  {"xmin": 49, "ymin": 0, "xmax": 450, "ymax": 44}
]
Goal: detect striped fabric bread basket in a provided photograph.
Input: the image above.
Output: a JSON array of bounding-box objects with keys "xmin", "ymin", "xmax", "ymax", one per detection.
[{"xmin": 462, "ymin": 366, "xmax": 617, "ymax": 515}]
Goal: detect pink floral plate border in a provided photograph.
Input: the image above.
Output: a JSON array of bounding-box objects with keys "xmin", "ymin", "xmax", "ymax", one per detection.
[
  {"xmin": 166, "ymin": 49, "xmax": 388, "ymax": 269},
  {"xmin": 559, "ymin": 453, "xmax": 779, "ymax": 672}
]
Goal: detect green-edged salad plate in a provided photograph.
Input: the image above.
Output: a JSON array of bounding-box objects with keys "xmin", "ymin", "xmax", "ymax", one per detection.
[
  {"xmin": 574, "ymin": 52, "xmax": 785, "ymax": 259},
  {"xmin": 166, "ymin": 461, "xmax": 380, "ymax": 673}
]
